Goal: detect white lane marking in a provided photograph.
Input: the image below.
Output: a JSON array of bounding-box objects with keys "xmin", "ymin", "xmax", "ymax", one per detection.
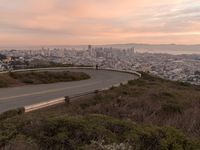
[{"xmin": 0, "ymin": 81, "xmax": 101, "ymax": 102}]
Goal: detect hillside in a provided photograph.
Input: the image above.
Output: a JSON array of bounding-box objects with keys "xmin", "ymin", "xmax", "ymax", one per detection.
[{"xmin": 0, "ymin": 73, "xmax": 200, "ymax": 149}]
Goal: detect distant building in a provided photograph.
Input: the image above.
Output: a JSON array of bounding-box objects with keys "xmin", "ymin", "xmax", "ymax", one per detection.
[
  {"xmin": 2, "ymin": 56, "xmax": 12, "ymax": 64},
  {"xmin": 88, "ymin": 45, "xmax": 92, "ymax": 51},
  {"xmin": 0, "ymin": 64, "xmax": 4, "ymax": 71},
  {"xmin": 131, "ymin": 47, "xmax": 135, "ymax": 53}
]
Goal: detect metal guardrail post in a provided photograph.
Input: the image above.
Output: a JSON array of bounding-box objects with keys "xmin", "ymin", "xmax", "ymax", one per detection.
[
  {"xmin": 65, "ymin": 96, "xmax": 70, "ymax": 105},
  {"xmin": 94, "ymin": 90, "xmax": 99, "ymax": 94}
]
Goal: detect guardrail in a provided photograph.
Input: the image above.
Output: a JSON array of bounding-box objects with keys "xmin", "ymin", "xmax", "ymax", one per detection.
[
  {"xmin": 1, "ymin": 67, "xmax": 141, "ymax": 113},
  {"xmin": 24, "ymin": 88, "xmax": 120, "ymax": 113},
  {"xmin": 25, "ymin": 97, "xmax": 65, "ymax": 112},
  {"xmin": 101, "ymin": 68, "xmax": 142, "ymax": 78}
]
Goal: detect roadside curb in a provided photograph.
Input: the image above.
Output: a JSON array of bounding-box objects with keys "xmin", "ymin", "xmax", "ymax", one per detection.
[
  {"xmin": 0, "ymin": 66, "xmax": 95, "ymax": 74},
  {"xmin": 0, "ymin": 66, "xmax": 141, "ymax": 77}
]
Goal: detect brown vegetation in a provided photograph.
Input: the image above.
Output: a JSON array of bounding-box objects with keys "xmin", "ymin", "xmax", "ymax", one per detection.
[
  {"xmin": 0, "ymin": 73, "xmax": 200, "ymax": 149},
  {"xmin": 28, "ymin": 73, "xmax": 200, "ymax": 139},
  {"xmin": 67, "ymin": 73, "xmax": 200, "ymax": 138},
  {"xmin": 0, "ymin": 71, "xmax": 90, "ymax": 88}
]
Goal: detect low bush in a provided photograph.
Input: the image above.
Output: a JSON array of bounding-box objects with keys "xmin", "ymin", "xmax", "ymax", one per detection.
[
  {"xmin": 0, "ymin": 80, "xmax": 8, "ymax": 88},
  {"xmin": 160, "ymin": 92, "xmax": 175, "ymax": 98},
  {"xmin": 0, "ymin": 108, "xmax": 25, "ymax": 121},
  {"xmin": 1, "ymin": 115, "xmax": 199, "ymax": 149},
  {"xmin": 161, "ymin": 102, "xmax": 184, "ymax": 114},
  {"xmin": 1, "ymin": 73, "xmax": 200, "ymax": 149},
  {"xmin": 176, "ymin": 81, "xmax": 191, "ymax": 87},
  {"xmin": 128, "ymin": 79, "xmax": 147, "ymax": 86}
]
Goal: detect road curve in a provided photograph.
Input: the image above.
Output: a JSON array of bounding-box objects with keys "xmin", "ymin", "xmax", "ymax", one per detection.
[{"xmin": 0, "ymin": 68, "xmax": 137, "ymax": 113}]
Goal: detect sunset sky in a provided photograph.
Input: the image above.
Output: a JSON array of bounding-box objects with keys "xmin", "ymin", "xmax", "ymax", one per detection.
[{"xmin": 0, "ymin": 0, "xmax": 200, "ymax": 46}]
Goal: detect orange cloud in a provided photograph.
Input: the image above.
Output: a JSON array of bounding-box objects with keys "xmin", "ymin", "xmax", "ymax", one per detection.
[{"xmin": 0, "ymin": 0, "xmax": 199, "ymax": 46}]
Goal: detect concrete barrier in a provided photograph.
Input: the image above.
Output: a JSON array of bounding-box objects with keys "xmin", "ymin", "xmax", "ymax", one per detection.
[
  {"xmin": 25, "ymin": 97, "xmax": 65, "ymax": 112},
  {"xmin": 101, "ymin": 68, "xmax": 141, "ymax": 77},
  {"xmin": 24, "ymin": 91, "xmax": 98, "ymax": 113}
]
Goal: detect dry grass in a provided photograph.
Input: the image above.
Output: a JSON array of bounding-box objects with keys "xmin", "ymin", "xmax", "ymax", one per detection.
[
  {"xmin": 0, "ymin": 74, "xmax": 20, "ymax": 88},
  {"xmin": 1, "ymin": 73, "xmax": 200, "ymax": 149},
  {"xmin": 0, "ymin": 71, "xmax": 90, "ymax": 88},
  {"xmin": 29, "ymin": 73, "xmax": 200, "ymax": 139}
]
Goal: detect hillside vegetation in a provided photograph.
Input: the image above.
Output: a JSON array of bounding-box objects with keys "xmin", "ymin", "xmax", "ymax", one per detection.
[
  {"xmin": 0, "ymin": 73, "xmax": 200, "ymax": 149},
  {"xmin": 0, "ymin": 71, "xmax": 90, "ymax": 88}
]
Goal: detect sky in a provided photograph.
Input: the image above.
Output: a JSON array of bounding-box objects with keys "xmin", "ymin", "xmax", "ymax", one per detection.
[{"xmin": 0, "ymin": 0, "xmax": 200, "ymax": 46}]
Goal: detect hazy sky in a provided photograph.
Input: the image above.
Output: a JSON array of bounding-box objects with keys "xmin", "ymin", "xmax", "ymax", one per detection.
[{"xmin": 0, "ymin": 0, "xmax": 200, "ymax": 46}]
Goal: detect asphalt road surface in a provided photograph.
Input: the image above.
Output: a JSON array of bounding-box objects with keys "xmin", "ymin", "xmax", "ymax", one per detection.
[{"xmin": 0, "ymin": 69, "xmax": 136, "ymax": 113}]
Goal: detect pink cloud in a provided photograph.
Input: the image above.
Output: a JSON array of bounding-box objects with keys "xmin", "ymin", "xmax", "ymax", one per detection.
[{"xmin": 0, "ymin": 0, "xmax": 199, "ymax": 46}]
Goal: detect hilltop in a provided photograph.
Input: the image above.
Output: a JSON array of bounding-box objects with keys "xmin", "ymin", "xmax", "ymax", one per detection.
[{"xmin": 0, "ymin": 73, "xmax": 200, "ymax": 149}]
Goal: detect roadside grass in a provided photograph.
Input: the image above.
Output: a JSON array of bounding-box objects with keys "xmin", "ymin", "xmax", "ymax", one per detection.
[
  {"xmin": 0, "ymin": 72, "xmax": 200, "ymax": 149},
  {"xmin": 0, "ymin": 74, "xmax": 20, "ymax": 88},
  {"xmin": 0, "ymin": 108, "xmax": 25, "ymax": 121},
  {"xmin": 1, "ymin": 114, "xmax": 199, "ymax": 150},
  {"xmin": 0, "ymin": 71, "xmax": 90, "ymax": 88},
  {"xmin": 27, "ymin": 72, "xmax": 200, "ymax": 139}
]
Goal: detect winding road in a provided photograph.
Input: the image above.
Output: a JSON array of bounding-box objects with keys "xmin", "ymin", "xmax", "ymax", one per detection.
[{"xmin": 0, "ymin": 68, "xmax": 137, "ymax": 113}]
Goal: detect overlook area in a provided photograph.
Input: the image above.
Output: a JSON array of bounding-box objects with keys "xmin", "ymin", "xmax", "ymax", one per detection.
[
  {"xmin": 1, "ymin": 0, "xmax": 200, "ymax": 149},
  {"xmin": 1, "ymin": 73, "xmax": 200, "ymax": 149}
]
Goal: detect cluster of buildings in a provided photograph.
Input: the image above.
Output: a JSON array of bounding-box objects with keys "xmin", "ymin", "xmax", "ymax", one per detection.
[
  {"xmin": 0, "ymin": 45, "xmax": 199, "ymax": 85},
  {"xmin": 0, "ymin": 54, "xmax": 13, "ymax": 71}
]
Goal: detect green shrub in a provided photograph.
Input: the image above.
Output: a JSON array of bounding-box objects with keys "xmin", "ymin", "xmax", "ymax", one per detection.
[
  {"xmin": 160, "ymin": 92, "xmax": 175, "ymax": 98},
  {"xmin": 161, "ymin": 101, "xmax": 184, "ymax": 114},
  {"xmin": 1, "ymin": 114, "xmax": 200, "ymax": 149},
  {"xmin": 0, "ymin": 108, "xmax": 25, "ymax": 121},
  {"xmin": 1, "ymin": 71, "xmax": 90, "ymax": 88},
  {"xmin": 94, "ymin": 94, "xmax": 103, "ymax": 101},
  {"xmin": 80, "ymin": 94, "xmax": 103, "ymax": 109},
  {"xmin": 132, "ymin": 126, "xmax": 200, "ymax": 150},
  {"xmin": 22, "ymin": 79, "xmax": 34, "ymax": 84},
  {"xmin": 128, "ymin": 79, "xmax": 146, "ymax": 86},
  {"xmin": 0, "ymin": 80, "xmax": 8, "ymax": 88},
  {"xmin": 176, "ymin": 81, "xmax": 191, "ymax": 87},
  {"xmin": 24, "ymin": 115, "xmax": 116, "ymax": 149},
  {"xmin": 0, "ymin": 122, "xmax": 18, "ymax": 147}
]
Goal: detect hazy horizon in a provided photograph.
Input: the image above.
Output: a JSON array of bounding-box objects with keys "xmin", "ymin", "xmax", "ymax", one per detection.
[{"xmin": 1, "ymin": 43, "xmax": 200, "ymax": 55}]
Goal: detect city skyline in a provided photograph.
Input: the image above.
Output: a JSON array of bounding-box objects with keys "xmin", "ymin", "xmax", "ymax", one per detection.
[{"xmin": 0, "ymin": 0, "xmax": 200, "ymax": 46}]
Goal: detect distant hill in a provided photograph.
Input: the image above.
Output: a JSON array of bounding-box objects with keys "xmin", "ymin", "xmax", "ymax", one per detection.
[
  {"xmin": 96, "ymin": 43, "xmax": 200, "ymax": 54},
  {"xmin": 1, "ymin": 43, "xmax": 200, "ymax": 54}
]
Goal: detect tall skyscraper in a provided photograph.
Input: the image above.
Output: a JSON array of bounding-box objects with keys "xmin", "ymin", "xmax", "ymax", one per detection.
[{"xmin": 88, "ymin": 45, "xmax": 92, "ymax": 51}]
